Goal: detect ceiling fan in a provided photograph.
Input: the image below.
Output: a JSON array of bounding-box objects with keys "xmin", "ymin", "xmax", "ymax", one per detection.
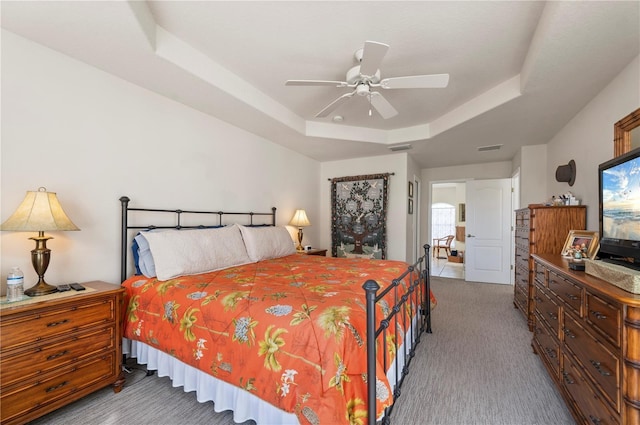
[{"xmin": 285, "ymin": 41, "xmax": 449, "ymax": 120}]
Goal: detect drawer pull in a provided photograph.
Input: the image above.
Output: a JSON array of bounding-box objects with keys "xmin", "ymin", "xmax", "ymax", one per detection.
[
  {"xmin": 46, "ymin": 319, "xmax": 70, "ymax": 327},
  {"xmin": 545, "ymin": 348, "xmax": 557, "ymax": 359},
  {"xmin": 562, "ymin": 328, "xmax": 576, "ymax": 339},
  {"xmin": 562, "ymin": 371, "xmax": 575, "ymax": 385},
  {"xmin": 547, "ymin": 312, "xmax": 558, "ymax": 320},
  {"xmin": 590, "ymin": 310, "xmax": 607, "ymax": 320},
  {"xmin": 534, "ymin": 296, "xmax": 543, "ymax": 303},
  {"xmin": 47, "ymin": 350, "xmax": 69, "ymax": 361},
  {"xmin": 589, "ymin": 360, "xmax": 611, "ymax": 376},
  {"xmin": 45, "ymin": 381, "xmax": 68, "ymax": 393},
  {"xmin": 566, "ymin": 293, "xmax": 579, "ymax": 301},
  {"xmin": 589, "ymin": 415, "xmax": 602, "ymax": 425}
]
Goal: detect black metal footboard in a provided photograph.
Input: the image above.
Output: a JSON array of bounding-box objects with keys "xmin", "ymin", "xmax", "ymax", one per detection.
[{"xmin": 363, "ymin": 244, "xmax": 431, "ymax": 425}]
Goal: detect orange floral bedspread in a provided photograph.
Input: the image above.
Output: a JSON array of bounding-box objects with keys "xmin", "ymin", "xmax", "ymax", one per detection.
[{"xmin": 122, "ymin": 254, "xmax": 435, "ymax": 425}]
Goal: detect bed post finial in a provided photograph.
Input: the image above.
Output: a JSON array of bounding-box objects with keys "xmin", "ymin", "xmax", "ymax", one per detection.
[{"xmin": 363, "ymin": 279, "xmax": 380, "ymax": 425}]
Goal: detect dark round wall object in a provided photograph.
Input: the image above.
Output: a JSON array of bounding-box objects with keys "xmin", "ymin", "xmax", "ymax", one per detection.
[{"xmin": 555, "ymin": 159, "xmax": 576, "ymax": 186}]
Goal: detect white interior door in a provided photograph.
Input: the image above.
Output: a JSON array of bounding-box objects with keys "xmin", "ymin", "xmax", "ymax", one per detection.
[{"xmin": 465, "ymin": 178, "xmax": 512, "ymax": 284}]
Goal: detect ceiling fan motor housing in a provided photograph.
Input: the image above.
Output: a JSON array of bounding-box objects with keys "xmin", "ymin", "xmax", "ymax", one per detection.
[{"xmin": 346, "ymin": 65, "xmax": 381, "ymax": 85}]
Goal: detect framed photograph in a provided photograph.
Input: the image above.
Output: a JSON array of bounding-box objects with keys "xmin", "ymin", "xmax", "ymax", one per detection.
[
  {"xmin": 408, "ymin": 181, "xmax": 414, "ymax": 198},
  {"xmin": 459, "ymin": 203, "xmax": 466, "ymax": 222},
  {"xmin": 561, "ymin": 230, "xmax": 600, "ymax": 259},
  {"xmin": 408, "ymin": 198, "xmax": 413, "ymax": 215}
]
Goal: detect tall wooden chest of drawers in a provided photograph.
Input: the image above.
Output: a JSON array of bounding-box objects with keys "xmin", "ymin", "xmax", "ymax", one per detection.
[
  {"xmin": 514, "ymin": 205, "xmax": 586, "ymax": 330},
  {"xmin": 532, "ymin": 254, "xmax": 640, "ymax": 425},
  {"xmin": 0, "ymin": 281, "xmax": 125, "ymax": 425}
]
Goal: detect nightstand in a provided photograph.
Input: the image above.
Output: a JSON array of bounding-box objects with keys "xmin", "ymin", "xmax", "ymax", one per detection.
[
  {"xmin": 0, "ymin": 281, "xmax": 125, "ymax": 425},
  {"xmin": 301, "ymin": 248, "xmax": 327, "ymax": 256}
]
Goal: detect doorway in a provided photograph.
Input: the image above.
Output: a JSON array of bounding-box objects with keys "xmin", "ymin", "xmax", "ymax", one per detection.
[{"xmin": 430, "ymin": 182, "xmax": 465, "ymax": 279}]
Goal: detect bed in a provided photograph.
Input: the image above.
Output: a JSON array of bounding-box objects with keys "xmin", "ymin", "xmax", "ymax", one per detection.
[{"xmin": 119, "ymin": 197, "xmax": 434, "ymax": 425}]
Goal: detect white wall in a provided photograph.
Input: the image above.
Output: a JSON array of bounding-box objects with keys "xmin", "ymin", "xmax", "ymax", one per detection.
[
  {"xmin": 1, "ymin": 31, "xmax": 320, "ymax": 290},
  {"xmin": 518, "ymin": 144, "xmax": 548, "ymax": 206},
  {"xmin": 546, "ymin": 55, "xmax": 640, "ymax": 230},
  {"xmin": 320, "ymin": 153, "xmax": 410, "ymax": 262}
]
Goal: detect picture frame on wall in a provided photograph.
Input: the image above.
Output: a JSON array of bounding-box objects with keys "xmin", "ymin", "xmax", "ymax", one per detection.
[
  {"xmin": 561, "ymin": 230, "xmax": 600, "ymax": 259},
  {"xmin": 408, "ymin": 181, "xmax": 414, "ymax": 198},
  {"xmin": 408, "ymin": 198, "xmax": 413, "ymax": 214}
]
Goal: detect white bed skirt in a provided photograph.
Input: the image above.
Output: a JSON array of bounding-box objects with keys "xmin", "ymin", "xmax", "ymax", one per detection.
[
  {"xmin": 122, "ymin": 318, "xmax": 417, "ymax": 424},
  {"xmin": 123, "ymin": 338, "xmax": 299, "ymax": 425}
]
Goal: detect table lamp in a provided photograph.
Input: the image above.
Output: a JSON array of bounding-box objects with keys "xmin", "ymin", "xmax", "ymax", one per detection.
[
  {"xmin": 289, "ymin": 209, "xmax": 310, "ymax": 251},
  {"xmin": 1, "ymin": 187, "xmax": 80, "ymax": 296}
]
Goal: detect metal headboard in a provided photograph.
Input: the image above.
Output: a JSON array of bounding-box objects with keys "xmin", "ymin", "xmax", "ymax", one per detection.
[{"xmin": 119, "ymin": 196, "xmax": 276, "ymax": 282}]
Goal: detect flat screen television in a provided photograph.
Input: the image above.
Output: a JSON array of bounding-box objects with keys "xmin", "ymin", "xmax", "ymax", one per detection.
[{"xmin": 598, "ymin": 147, "xmax": 640, "ymax": 269}]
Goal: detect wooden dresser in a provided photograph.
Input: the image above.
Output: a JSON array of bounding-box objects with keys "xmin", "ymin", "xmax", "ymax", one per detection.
[
  {"xmin": 514, "ymin": 205, "xmax": 586, "ymax": 330},
  {"xmin": 531, "ymin": 254, "xmax": 640, "ymax": 425},
  {"xmin": 0, "ymin": 281, "xmax": 125, "ymax": 425}
]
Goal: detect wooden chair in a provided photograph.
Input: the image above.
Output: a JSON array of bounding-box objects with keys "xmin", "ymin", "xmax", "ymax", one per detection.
[{"xmin": 433, "ymin": 235, "xmax": 455, "ymax": 258}]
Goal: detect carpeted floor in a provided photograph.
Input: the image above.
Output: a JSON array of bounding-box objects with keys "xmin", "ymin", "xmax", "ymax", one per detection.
[{"xmin": 28, "ymin": 277, "xmax": 575, "ymax": 425}]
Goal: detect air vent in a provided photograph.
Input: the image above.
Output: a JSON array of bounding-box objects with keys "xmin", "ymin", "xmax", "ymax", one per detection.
[
  {"xmin": 477, "ymin": 144, "xmax": 503, "ymax": 152},
  {"xmin": 389, "ymin": 144, "xmax": 412, "ymax": 152}
]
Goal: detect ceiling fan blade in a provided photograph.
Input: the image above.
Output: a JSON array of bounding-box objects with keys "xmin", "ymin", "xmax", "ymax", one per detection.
[
  {"xmin": 370, "ymin": 92, "xmax": 398, "ymax": 119},
  {"xmin": 359, "ymin": 41, "xmax": 389, "ymax": 76},
  {"xmin": 315, "ymin": 91, "xmax": 356, "ymax": 118},
  {"xmin": 379, "ymin": 74, "xmax": 450, "ymax": 89},
  {"xmin": 286, "ymin": 80, "xmax": 348, "ymax": 87}
]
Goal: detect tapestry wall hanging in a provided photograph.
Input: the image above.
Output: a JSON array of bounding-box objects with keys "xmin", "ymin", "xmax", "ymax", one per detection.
[{"xmin": 331, "ymin": 173, "xmax": 389, "ymax": 259}]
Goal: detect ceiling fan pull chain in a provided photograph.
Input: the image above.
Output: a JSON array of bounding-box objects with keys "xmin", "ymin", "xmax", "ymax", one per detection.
[{"xmin": 368, "ymin": 93, "xmax": 373, "ymax": 117}]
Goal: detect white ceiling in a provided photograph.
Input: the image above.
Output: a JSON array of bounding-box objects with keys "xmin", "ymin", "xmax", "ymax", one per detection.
[{"xmin": 2, "ymin": 1, "xmax": 639, "ymax": 168}]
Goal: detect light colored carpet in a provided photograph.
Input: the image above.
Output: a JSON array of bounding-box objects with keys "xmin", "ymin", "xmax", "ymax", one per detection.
[{"xmin": 28, "ymin": 277, "xmax": 574, "ymax": 425}]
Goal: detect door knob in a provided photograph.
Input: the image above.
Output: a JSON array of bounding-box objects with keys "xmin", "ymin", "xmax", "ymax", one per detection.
[{"xmin": 467, "ymin": 234, "xmax": 475, "ymax": 238}]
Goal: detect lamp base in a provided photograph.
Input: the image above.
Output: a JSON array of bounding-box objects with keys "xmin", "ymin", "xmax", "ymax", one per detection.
[{"xmin": 24, "ymin": 281, "xmax": 58, "ymax": 297}]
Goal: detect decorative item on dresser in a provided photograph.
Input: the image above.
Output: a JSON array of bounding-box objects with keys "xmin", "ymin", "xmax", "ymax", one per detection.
[
  {"xmin": 0, "ymin": 281, "xmax": 125, "ymax": 425},
  {"xmin": 513, "ymin": 205, "xmax": 586, "ymax": 331},
  {"xmin": 531, "ymin": 254, "xmax": 640, "ymax": 425}
]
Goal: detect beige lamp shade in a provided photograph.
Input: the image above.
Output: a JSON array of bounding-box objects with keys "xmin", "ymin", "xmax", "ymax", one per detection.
[
  {"xmin": 289, "ymin": 209, "xmax": 310, "ymax": 252},
  {"xmin": 289, "ymin": 209, "xmax": 311, "ymax": 228},
  {"xmin": 1, "ymin": 188, "xmax": 79, "ymax": 232}
]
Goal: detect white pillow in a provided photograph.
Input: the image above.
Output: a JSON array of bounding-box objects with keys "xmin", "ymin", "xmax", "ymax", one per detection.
[
  {"xmin": 238, "ymin": 225, "xmax": 296, "ymax": 262},
  {"xmin": 142, "ymin": 224, "xmax": 252, "ymax": 281}
]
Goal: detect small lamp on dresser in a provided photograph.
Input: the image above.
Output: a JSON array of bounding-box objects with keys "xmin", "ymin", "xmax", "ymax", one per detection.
[
  {"xmin": 1, "ymin": 187, "xmax": 80, "ymax": 296},
  {"xmin": 289, "ymin": 209, "xmax": 310, "ymax": 252}
]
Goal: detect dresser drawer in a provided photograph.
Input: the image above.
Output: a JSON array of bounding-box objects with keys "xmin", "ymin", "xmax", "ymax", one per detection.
[
  {"xmin": 548, "ymin": 271, "xmax": 582, "ymax": 314},
  {"xmin": 0, "ymin": 326, "xmax": 115, "ymax": 387},
  {"xmin": 586, "ymin": 292, "xmax": 621, "ymax": 348},
  {"xmin": 534, "ymin": 318, "xmax": 560, "ymax": 377},
  {"xmin": 1, "ymin": 353, "xmax": 115, "ymax": 424},
  {"xmin": 563, "ymin": 312, "xmax": 620, "ymax": 411},
  {"xmin": 533, "ymin": 262, "xmax": 546, "ymax": 285},
  {"xmin": 514, "ymin": 284, "xmax": 528, "ymax": 313},
  {"xmin": 534, "ymin": 285, "xmax": 560, "ymax": 334},
  {"xmin": 1, "ymin": 298, "xmax": 115, "ymax": 350},
  {"xmin": 562, "ymin": 354, "xmax": 620, "ymax": 425}
]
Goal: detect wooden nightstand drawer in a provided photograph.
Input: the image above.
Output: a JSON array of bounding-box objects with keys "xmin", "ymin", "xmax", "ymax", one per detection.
[
  {"xmin": 0, "ymin": 281, "xmax": 124, "ymax": 425},
  {"xmin": 1, "ymin": 326, "xmax": 115, "ymax": 387},
  {"xmin": 1, "ymin": 297, "xmax": 115, "ymax": 351},
  {"xmin": 0, "ymin": 353, "xmax": 115, "ymax": 424}
]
